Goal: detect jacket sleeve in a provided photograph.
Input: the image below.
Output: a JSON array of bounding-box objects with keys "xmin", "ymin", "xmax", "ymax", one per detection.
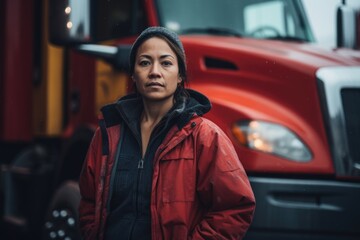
[
  {"xmin": 78, "ymin": 127, "xmax": 102, "ymax": 240},
  {"xmin": 190, "ymin": 120, "xmax": 256, "ymax": 240}
]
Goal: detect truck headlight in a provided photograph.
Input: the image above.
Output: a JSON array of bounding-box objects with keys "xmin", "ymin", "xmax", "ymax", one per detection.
[{"xmin": 232, "ymin": 120, "xmax": 312, "ymax": 162}]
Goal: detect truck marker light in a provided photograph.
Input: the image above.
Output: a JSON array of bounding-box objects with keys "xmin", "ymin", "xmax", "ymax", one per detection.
[
  {"xmin": 232, "ymin": 120, "xmax": 312, "ymax": 162},
  {"xmin": 231, "ymin": 123, "xmax": 247, "ymax": 145},
  {"xmin": 65, "ymin": 7, "xmax": 71, "ymax": 14}
]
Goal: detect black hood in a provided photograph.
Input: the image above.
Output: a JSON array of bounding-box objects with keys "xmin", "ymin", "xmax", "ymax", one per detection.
[{"xmin": 100, "ymin": 89, "xmax": 211, "ymax": 130}]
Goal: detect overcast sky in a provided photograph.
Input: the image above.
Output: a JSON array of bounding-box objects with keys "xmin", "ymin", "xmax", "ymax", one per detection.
[{"xmin": 302, "ymin": 0, "xmax": 360, "ymax": 48}]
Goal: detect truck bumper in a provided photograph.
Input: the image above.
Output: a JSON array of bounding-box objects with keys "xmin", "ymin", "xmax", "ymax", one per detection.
[{"xmin": 245, "ymin": 176, "xmax": 360, "ymax": 240}]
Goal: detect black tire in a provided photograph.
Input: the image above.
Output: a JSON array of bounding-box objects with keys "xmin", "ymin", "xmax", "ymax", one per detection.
[{"xmin": 42, "ymin": 181, "xmax": 81, "ymax": 240}]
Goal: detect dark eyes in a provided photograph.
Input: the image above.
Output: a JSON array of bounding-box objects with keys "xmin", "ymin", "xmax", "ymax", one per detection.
[
  {"xmin": 138, "ymin": 60, "xmax": 173, "ymax": 67},
  {"xmin": 139, "ymin": 60, "xmax": 150, "ymax": 66},
  {"xmin": 162, "ymin": 61, "xmax": 173, "ymax": 66}
]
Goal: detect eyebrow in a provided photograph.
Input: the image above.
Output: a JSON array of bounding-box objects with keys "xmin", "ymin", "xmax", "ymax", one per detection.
[{"xmin": 138, "ymin": 54, "xmax": 175, "ymax": 60}]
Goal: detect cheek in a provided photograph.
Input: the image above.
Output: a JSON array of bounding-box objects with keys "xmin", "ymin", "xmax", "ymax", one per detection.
[
  {"xmin": 169, "ymin": 76, "xmax": 180, "ymax": 88},
  {"xmin": 133, "ymin": 72, "xmax": 146, "ymax": 84},
  {"xmin": 133, "ymin": 79, "xmax": 145, "ymax": 93}
]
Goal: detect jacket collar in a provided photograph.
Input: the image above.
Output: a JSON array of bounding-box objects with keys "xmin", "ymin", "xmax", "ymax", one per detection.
[{"xmin": 100, "ymin": 89, "xmax": 211, "ymax": 130}]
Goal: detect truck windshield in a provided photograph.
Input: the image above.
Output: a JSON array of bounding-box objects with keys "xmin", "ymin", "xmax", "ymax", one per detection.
[{"xmin": 156, "ymin": 0, "xmax": 314, "ymax": 42}]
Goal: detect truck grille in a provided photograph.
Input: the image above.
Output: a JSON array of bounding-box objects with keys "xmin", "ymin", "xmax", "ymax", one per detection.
[
  {"xmin": 341, "ymin": 89, "xmax": 360, "ymax": 167},
  {"xmin": 317, "ymin": 67, "xmax": 360, "ymax": 176}
]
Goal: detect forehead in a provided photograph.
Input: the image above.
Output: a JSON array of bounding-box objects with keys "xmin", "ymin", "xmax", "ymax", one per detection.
[{"xmin": 136, "ymin": 37, "xmax": 176, "ymax": 56}]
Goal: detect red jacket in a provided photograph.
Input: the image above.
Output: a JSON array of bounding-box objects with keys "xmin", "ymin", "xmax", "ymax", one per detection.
[{"xmin": 79, "ymin": 114, "xmax": 255, "ymax": 239}]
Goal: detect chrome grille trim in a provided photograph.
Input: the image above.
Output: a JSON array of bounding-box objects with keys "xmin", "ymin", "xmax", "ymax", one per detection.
[{"xmin": 316, "ymin": 66, "xmax": 360, "ymax": 176}]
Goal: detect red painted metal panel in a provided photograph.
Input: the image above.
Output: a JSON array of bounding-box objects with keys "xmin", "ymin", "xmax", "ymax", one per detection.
[
  {"xmin": 182, "ymin": 36, "xmax": 339, "ymax": 175},
  {"xmin": 1, "ymin": 0, "xmax": 34, "ymax": 141},
  {"xmin": 66, "ymin": 51, "xmax": 97, "ymax": 131},
  {"xmin": 145, "ymin": 0, "xmax": 159, "ymax": 26},
  {"xmin": 0, "ymin": 0, "xmax": 5, "ymax": 134}
]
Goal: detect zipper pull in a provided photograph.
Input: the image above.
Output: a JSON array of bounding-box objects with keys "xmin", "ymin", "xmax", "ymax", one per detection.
[{"xmin": 138, "ymin": 159, "xmax": 144, "ymax": 169}]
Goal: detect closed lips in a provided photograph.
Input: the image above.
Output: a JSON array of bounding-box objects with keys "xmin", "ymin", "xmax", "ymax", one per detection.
[{"xmin": 146, "ymin": 82, "xmax": 164, "ymax": 87}]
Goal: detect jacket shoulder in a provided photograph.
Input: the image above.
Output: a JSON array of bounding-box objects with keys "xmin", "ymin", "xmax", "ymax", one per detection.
[
  {"xmin": 100, "ymin": 103, "xmax": 122, "ymax": 127},
  {"xmin": 195, "ymin": 117, "xmax": 227, "ymax": 137},
  {"xmin": 194, "ymin": 117, "xmax": 236, "ymax": 152}
]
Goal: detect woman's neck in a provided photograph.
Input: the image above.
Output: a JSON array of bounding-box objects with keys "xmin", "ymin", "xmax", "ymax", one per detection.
[
  {"xmin": 141, "ymin": 97, "xmax": 174, "ymax": 126},
  {"xmin": 140, "ymin": 97, "xmax": 174, "ymax": 157}
]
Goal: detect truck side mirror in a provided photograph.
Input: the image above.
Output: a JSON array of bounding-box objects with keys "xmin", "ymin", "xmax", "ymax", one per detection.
[
  {"xmin": 75, "ymin": 44, "xmax": 132, "ymax": 72},
  {"xmin": 336, "ymin": 4, "xmax": 357, "ymax": 49},
  {"xmin": 49, "ymin": 0, "xmax": 92, "ymax": 45},
  {"xmin": 48, "ymin": 0, "xmax": 131, "ymax": 70}
]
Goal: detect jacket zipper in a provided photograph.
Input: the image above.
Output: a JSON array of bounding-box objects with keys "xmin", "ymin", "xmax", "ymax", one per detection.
[
  {"xmin": 128, "ymin": 120, "xmax": 171, "ymax": 239},
  {"xmin": 129, "ymin": 126, "xmax": 158, "ymax": 239},
  {"xmin": 138, "ymin": 158, "xmax": 144, "ymax": 169},
  {"xmin": 128, "ymin": 157, "xmax": 144, "ymax": 240}
]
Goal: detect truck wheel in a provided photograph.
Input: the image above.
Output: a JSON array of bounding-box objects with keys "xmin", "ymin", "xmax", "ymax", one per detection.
[{"xmin": 42, "ymin": 181, "xmax": 81, "ymax": 240}]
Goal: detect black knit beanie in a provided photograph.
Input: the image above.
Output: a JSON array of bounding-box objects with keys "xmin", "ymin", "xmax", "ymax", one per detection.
[{"xmin": 129, "ymin": 26, "xmax": 186, "ymax": 75}]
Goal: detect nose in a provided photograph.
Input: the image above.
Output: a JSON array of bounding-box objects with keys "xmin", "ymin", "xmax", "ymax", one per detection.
[{"xmin": 149, "ymin": 62, "xmax": 161, "ymax": 79}]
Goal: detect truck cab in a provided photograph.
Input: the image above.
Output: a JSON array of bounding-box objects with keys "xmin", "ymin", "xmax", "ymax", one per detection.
[{"xmin": 1, "ymin": 0, "xmax": 360, "ymax": 239}]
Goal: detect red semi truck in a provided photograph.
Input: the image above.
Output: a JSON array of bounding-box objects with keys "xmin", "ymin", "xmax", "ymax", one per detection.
[{"xmin": 1, "ymin": 0, "xmax": 360, "ymax": 239}]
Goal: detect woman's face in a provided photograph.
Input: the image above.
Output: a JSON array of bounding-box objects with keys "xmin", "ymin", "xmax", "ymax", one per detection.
[{"xmin": 133, "ymin": 37, "xmax": 181, "ymax": 103}]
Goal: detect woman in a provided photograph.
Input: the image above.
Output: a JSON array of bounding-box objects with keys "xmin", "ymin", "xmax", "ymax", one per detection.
[{"xmin": 79, "ymin": 26, "xmax": 255, "ymax": 240}]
